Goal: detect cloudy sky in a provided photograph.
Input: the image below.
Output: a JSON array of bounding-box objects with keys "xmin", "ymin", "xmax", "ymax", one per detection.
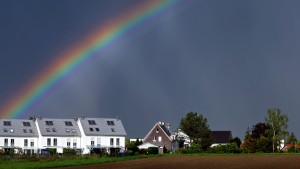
[{"xmin": 1, "ymin": 0, "xmax": 300, "ymax": 139}]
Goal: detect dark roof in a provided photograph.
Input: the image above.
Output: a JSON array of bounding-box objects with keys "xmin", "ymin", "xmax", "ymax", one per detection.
[
  {"xmin": 211, "ymin": 131, "xmax": 232, "ymax": 143},
  {"xmin": 159, "ymin": 123, "xmax": 172, "ymax": 136}
]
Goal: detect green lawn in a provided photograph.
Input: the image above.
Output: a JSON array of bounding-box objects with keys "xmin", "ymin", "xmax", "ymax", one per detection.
[{"xmin": 0, "ymin": 155, "xmax": 157, "ymax": 169}]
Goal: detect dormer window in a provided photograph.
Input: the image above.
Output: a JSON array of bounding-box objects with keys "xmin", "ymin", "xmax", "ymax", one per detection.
[
  {"xmin": 45, "ymin": 121, "xmax": 53, "ymax": 126},
  {"xmin": 111, "ymin": 128, "xmax": 116, "ymax": 132},
  {"xmin": 95, "ymin": 128, "xmax": 100, "ymax": 132},
  {"xmin": 23, "ymin": 122, "xmax": 31, "ymax": 127},
  {"xmin": 65, "ymin": 129, "xmax": 70, "ymax": 133},
  {"xmin": 3, "ymin": 121, "xmax": 11, "ymax": 126},
  {"xmin": 52, "ymin": 128, "xmax": 57, "ymax": 132},
  {"xmin": 89, "ymin": 128, "xmax": 94, "ymax": 132},
  {"xmin": 65, "ymin": 121, "xmax": 73, "ymax": 126},
  {"xmin": 107, "ymin": 121, "xmax": 115, "ymax": 125},
  {"xmin": 88, "ymin": 120, "xmax": 96, "ymax": 125},
  {"xmin": 29, "ymin": 129, "xmax": 33, "ymax": 133},
  {"xmin": 3, "ymin": 128, "xmax": 8, "ymax": 132},
  {"xmin": 71, "ymin": 129, "xmax": 76, "ymax": 133},
  {"xmin": 23, "ymin": 129, "xmax": 28, "ymax": 133},
  {"xmin": 46, "ymin": 128, "xmax": 51, "ymax": 132},
  {"xmin": 10, "ymin": 129, "xmax": 14, "ymax": 133}
]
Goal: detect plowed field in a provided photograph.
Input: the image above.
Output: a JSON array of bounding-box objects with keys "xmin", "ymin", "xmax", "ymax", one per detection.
[{"xmin": 55, "ymin": 154, "xmax": 300, "ymax": 169}]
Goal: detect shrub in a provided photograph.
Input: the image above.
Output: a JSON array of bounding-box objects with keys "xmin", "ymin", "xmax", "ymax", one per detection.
[
  {"xmin": 126, "ymin": 150, "xmax": 134, "ymax": 156},
  {"xmin": 189, "ymin": 144, "xmax": 203, "ymax": 153},
  {"xmin": 147, "ymin": 147, "xmax": 158, "ymax": 155},
  {"xmin": 208, "ymin": 143, "xmax": 241, "ymax": 153},
  {"xmin": 288, "ymin": 146, "xmax": 300, "ymax": 153},
  {"xmin": 63, "ymin": 148, "xmax": 77, "ymax": 155}
]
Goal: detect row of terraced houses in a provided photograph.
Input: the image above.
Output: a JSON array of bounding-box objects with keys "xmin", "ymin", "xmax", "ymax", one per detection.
[{"xmin": 0, "ymin": 116, "xmax": 126, "ymax": 155}]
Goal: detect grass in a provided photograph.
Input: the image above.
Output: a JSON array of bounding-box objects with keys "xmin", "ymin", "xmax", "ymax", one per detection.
[{"xmin": 0, "ymin": 155, "xmax": 160, "ymax": 169}]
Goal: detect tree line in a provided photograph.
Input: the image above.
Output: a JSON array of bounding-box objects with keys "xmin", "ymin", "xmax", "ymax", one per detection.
[{"xmin": 179, "ymin": 108, "xmax": 296, "ymax": 153}]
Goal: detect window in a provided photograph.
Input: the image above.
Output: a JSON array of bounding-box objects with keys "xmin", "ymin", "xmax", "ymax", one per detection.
[
  {"xmin": 3, "ymin": 128, "xmax": 8, "ymax": 133},
  {"xmin": 23, "ymin": 129, "xmax": 27, "ymax": 133},
  {"xmin": 46, "ymin": 128, "xmax": 51, "ymax": 132},
  {"xmin": 24, "ymin": 139, "xmax": 28, "ymax": 147},
  {"xmin": 153, "ymin": 136, "xmax": 157, "ymax": 141},
  {"xmin": 88, "ymin": 120, "xmax": 96, "ymax": 125},
  {"xmin": 11, "ymin": 139, "xmax": 14, "ymax": 146},
  {"xmin": 95, "ymin": 128, "xmax": 100, "ymax": 132},
  {"xmin": 10, "ymin": 129, "xmax": 14, "ymax": 133},
  {"xmin": 73, "ymin": 139, "xmax": 77, "ymax": 148},
  {"xmin": 158, "ymin": 136, "xmax": 162, "ymax": 142},
  {"xmin": 71, "ymin": 129, "xmax": 76, "ymax": 133},
  {"xmin": 107, "ymin": 121, "xmax": 115, "ymax": 125},
  {"xmin": 156, "ymin": 128, "xmax": 159, "ymax": 133},
  {"xmin": 89, "ymin": 128, "xmax": 94, "ymax": 132},
  {"xmin": 65, "ymin": 121, "xmax": 73, "ymax": 126},
  {"xmin": 23, "ymin": 122, "xmax": 31, "ymax": 127},
  {"xmin": 116, "ymin": 138, "xmax": 120, "ymax": 146},
  {"xmin": 110, "ymin": 138, "xmax": 114, "ymax": 146},
  {"xmin": 30, "ymin": 140, "xmax": 34, "ymax": 147},
  {"xmin": 3, "ymin": 121, "xmax": 11, "ymax": 126},
  {"xmin": 91, "ymin": 141, "xmax": 95, "ymax": 146},
  {"xmin": 29, "ymin": 129, "xmax": 33, "ymax": 133},
  {"xmin": 4, "ymin": 139, "xmax": 8, "ymax": 146},
  {"xmin": 53, "ymin": 138, "xmax": 57, "ymax": 146},
  {"xmin": 52, "ymin": 128, "xmax": 57, "ymax": 132},
  {"xmin": 97, "ymin": 138, "xmax": 101, "ymax": 146},
  {"xmin": 67, "ymin": 139, "xmax": 71, "ymax": 147},
  {"xmin": 47, "ymin": 138, "xmax": 51, "ymax": 146},
  {"xmin": 111, "ymin": 128, "xmax": 116, "ymax": 132},
  {"xmin": 65, "ymin": 128, "xmax": 70, "ymax": 132},
  {"xmin": 45, "ymin": 121, "xmax": 53, "ymax": 126}
]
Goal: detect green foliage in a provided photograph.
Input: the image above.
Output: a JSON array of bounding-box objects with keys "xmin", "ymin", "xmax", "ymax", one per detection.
[
  {"xmin": 63, "ymin": 148, "xmax": 77, "ymax": 155},
  {"xmin": 146, "ymin": 147, "xmax": 158, "ymax": 155},
  {"xmin": 126, "ymin": 138, "xmax": 142, "ymax": 154},
  {"xmin": 208, "ymin": 143, "xmax": 241, "ymax": 153},
  {"xmin": 179, "ymin": 112, "xmax": 213, "ymax": 149},
  {"xmin": 228, "ymin": 137, "xmax": 242, "ymax": 148},
  {"xmin": 188, "ymin": 144, "xmax": 203, "ymax": 153},
  {"xmin": 265, "ymin": 108, "xmax": 289, "ymax": 153},
  {"xmin": 287, "ymin": 146, "xmax": 300, "ymax": 153},
  {"xmin": 286, "ymin": 132, "xmax": 297, "ymax": 144},
  {"xmin": 47, "ymin": 148, "xmax": 57, "ymax": 155}
]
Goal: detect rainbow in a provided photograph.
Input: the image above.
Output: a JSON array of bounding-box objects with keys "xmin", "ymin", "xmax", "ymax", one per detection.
[{"xmin": 0, "ymin": 0, "xmax": 181, "ymax": 118}]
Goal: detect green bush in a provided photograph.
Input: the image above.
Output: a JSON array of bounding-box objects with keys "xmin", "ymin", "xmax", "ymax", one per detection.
[
  {"xmin": 47, "ymin": 148, "xmax": 57, "ymax": 155},
  {"xmin": 125, "ymin": 150, "xmax": 134, "ymax": 156},
  {"xmin": 189, "ymin": 144, "xmax": 203, "ymax": 153},
  {"xmin": 288, "ymin": 146, "xmax": 300, "ymax": 153},
  {"xmin": 63, "ymin": 148, "xmax": 77, "ymax": 155},
  {"xmin": 147, "ymin": 147, "xmax": 158, "ymax": 155},
  {"xmin": 208, "ymin": 143, "xmax": 241, "ymax": 153}
]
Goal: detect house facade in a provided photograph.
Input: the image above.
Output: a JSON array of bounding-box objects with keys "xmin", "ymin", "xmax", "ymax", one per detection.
[
  {"xmin": 0, "ymin": 116, "xmax": 126, "ymax": 155},
  {"xmin": 143, "ymin": 122, "xmax": 177, "ymax": 151},
  {"xmin": 77, "ymin": 117, "xmax": 126, "ymax": 155},
  {"xmin": 0, "ymin": 119, "xmax": 39, "ymax": 155}
]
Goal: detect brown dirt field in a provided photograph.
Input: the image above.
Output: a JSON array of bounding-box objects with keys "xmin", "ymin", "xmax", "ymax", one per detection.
[{"xmin": 54, "ymin": 154, "xmax": 300, "ymax": 169}]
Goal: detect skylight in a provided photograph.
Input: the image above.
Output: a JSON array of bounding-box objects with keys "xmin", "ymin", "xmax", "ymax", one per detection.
[
  {"xmin": 65, "ymin": 121, "xmax": 73, "ymax": 126},
  {"xmin": 107, "ymin": 121, "xmax": 115, "ymax": 125},
  {"xmin": 3, "ymin": 121, "xmax": 11, "ymax": 126},
  {"xmin": 88, "ymin": 120, "xmax": 96, "ymax": 125},
  {"xmin": 45, "ymin": 121, "xmax": 53, "ymax": 126},
  {"xmin": 23, "ymin": 122, "xmax": 31, "ymax": 127}
]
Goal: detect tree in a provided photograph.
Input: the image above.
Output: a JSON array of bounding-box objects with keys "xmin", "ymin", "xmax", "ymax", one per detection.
[
  {"xmin": 179, "ymin": 112, "xmax": 213, "ymax": 149},
  {"xmin": 228, "ymin": 137, "xmax": 242, "ymax": 148},
  {"xmin": 286, "ymin": 132, "xmax": 297, "ymax": 144},
  {"xmin": 265, "ymin": 108, "xmax": 289, "ymax": 153}
]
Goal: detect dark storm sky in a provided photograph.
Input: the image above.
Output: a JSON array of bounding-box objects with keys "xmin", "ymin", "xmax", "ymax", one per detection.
[{"xmin": 1, "ymin": 0, "xmax": 300, "ymax": 139}]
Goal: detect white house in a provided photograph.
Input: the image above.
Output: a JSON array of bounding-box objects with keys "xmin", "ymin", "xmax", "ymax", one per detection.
[
  {"xmin": 35, "ymin": 117, "xmax": 82, "ymax": 154},
  {"xmin": 77, "ymin": 116, "xmax": 127, "ymax": 155},
  {"xmin": 0, "ymin": 116, "xmax": 127, "ymax": 155},
  {"xmin": 0, "ymin": 119, "xmax": 39, "ymax": 155}
]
